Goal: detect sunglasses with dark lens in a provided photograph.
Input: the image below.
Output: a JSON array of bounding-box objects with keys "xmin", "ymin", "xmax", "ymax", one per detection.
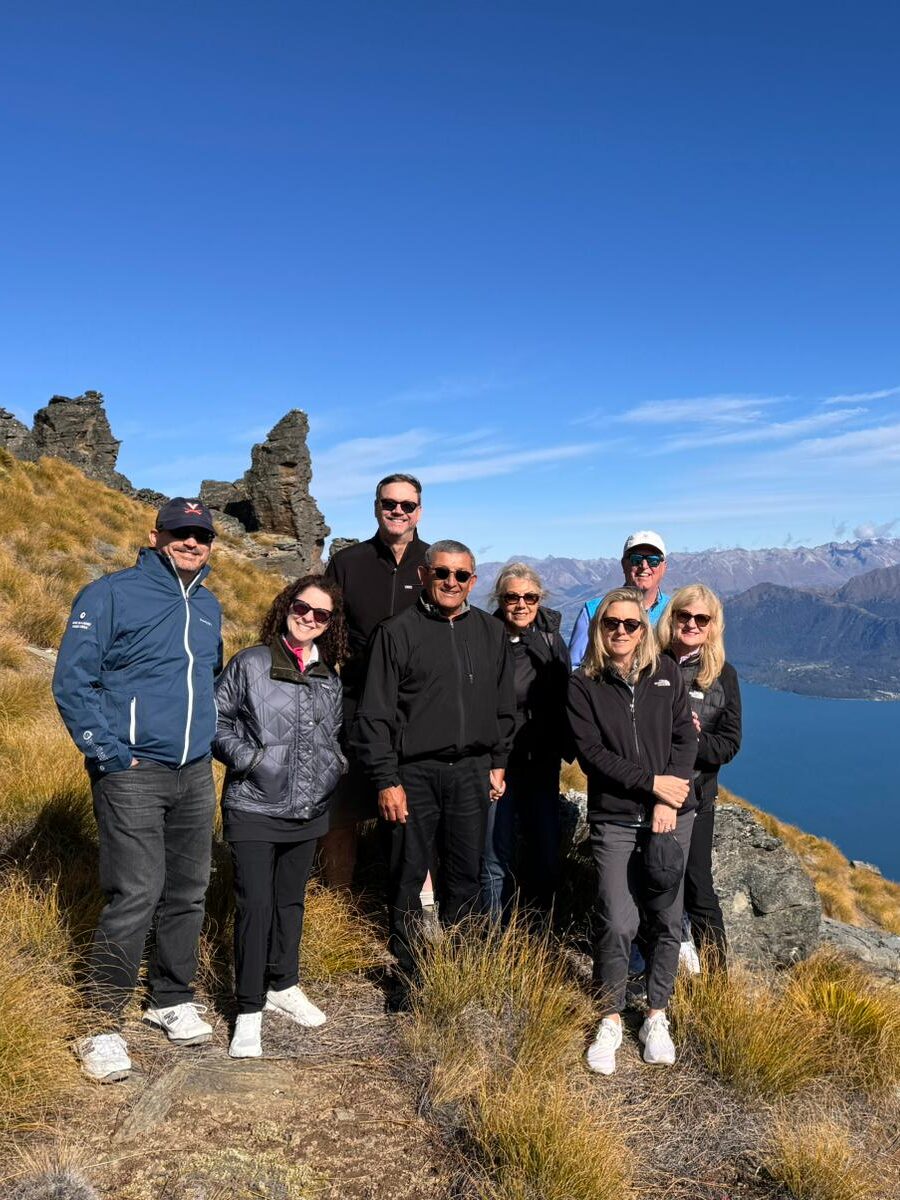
[
  {"xmin": 502, "ymin": 592, "xmax": 540, "ymax": 606},
  {"xmin": 600, "ymin": 616, "xmax": 643, "ymax": 634},
  {"xmin": 379, "ymin": 498, "xmax": 419, "ymax": 514},
  {"xmin": 431, "ymin": 566, "xmax": 473, "ymax": 583},
  {"xmin": 289, "ymin": 599, "xmax": 333, "ymax": 625},
  {"xmin": 675, "ymin": 610, "xmax": 712, "ymax": 628},
  {"xmin": 169, "ymin": 526, "xmax": 215, "ymax": 545},
  {"xmin": 627, "ymin": 552, "xmax": 664, "ymax": 568}
]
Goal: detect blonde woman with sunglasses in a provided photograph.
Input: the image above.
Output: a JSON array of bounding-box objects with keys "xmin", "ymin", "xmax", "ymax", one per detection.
[
  {"xmin": 567, "ymin": 588, "xmax": 696, "ymax": 1075},
  {"xmin": 656, "ymin": 585, "xmax": 742, "ymax": 970}
]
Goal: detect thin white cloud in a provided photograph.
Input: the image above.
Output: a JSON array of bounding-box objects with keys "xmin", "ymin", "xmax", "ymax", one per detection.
[
  {"xmin": 660, "ymin": 407, "xmax": 865, "ymax": 453},
  {"xmin": 796, "ymin": 422, "xmax": 900, "ymax": 463},
  {"xmin": 387, "ymin": 373, "xmax": 511, "ymax": 406},
  {"xmin": 824, "ymin": 386, "xmax": 900, "ymax": 405},
  {"xmin": 618, "ymin": 394, "xmax": 784, "ymax": 425}
]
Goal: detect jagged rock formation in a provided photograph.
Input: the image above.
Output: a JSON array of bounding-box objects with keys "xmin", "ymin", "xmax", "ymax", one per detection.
[
  {"xmin": 32, "ymin": 392, "xmax": 130, "ymax": 490},
  {"xmin": 711, "ymin": 804, "xmax": 821, "ymax": 965},
  {"xmin": 328, "ymin": 537, "xmax": 360, "ymax": 559},
  {"xmin": 819, "ymin": 916, "xmax": 900, "ymax": 980},
  {"xmin": 0, "ymin": 408, "xmax": 38, "ymax": 460},
  {"xmin": 202, "ymin": 410, "xmax": 330, "ymax": 574}
]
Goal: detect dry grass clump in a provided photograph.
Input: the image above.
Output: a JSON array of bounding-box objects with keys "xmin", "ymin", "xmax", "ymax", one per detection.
[
  {"xmin": 672, "ymin": 960, "xmax": 828, "ymax": 1097},
  {"xmin": 0, "ymin": 875, "xmax": 85, "ymax": 1134},
  {"xmin": 470, "ymin": 1071, "xmax": 634, "ymax": 1200},
  {"xmin": 151, "ymin": 1145, "xmax": 323, "ymax": 1199},
  {"xmin": 559, "ymin": 759, "xmax": 587, "ymax": 793},
  {"xmin": 762, "ymin": 1113, "xmax": 879, "ymax": 1200},
  {"xmin": 0, "ymin": 631, "xmax": 29, "ymax": 670},
  {"xmin": 406, "ymin": 917, "xmax": 635, "ymax": 1199},
  {"xmin": 784, "ymin": 950, "xmax": 900, "ymax": 1094},
  {"xmin": 301, "ymin": 881, "xmax": 382, "ymax": 980}
]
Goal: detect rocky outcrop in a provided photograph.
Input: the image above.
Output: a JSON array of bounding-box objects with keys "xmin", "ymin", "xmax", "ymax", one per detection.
[
  {"xmin": 0, "ymin": 408, "xmax": 38, "ymax": 460},
  {"xmin": 32, "ymin": 392, "xmax": 131, "ymax": 490},
  {"xmin": 820, "ymin": 917, "xmax": 900, "ymax": 980},
  {"xmin": 711, "ymin": 804, "xmax": 821, "ymax": 966},
  {"xmin": 328, "ymin": 537, "xmax": 360, "ymax": 560},
  {"xmin": 557, "ymin": 795, "xmax": 822, "ymax": 968}
]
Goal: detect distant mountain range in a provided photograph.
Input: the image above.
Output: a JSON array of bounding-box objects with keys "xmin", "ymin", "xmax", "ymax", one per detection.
[{"xmin": 471, "ymin": 538, "xmax": 900, "ymax": 700}]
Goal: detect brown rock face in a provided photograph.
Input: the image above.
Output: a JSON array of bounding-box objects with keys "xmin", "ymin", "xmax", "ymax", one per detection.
[
  {"xmin": 32, "ymin": 392, "xmax": 130, "ymax": 489},
  {"xmin": 242, "ymin": 411, "xmax": 330, "ymax": 570},
  {"xmin": 0, "ymin": 408, "xmax": 39, "ymax": 460}
]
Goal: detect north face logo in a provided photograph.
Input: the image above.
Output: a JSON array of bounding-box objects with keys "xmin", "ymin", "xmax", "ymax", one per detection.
[{"xmin": 653, "ymin": 679, "xmax": 671, "ymax": 687}]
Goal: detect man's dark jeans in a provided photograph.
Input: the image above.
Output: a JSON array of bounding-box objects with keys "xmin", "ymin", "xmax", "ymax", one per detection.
[
  {"xmin": 388, "ymin": 755, "xmax": 490, "ymax": 974},
  {"xmin": 88, "ymin": 757, "xmax": 216, "ymax": 1019}
]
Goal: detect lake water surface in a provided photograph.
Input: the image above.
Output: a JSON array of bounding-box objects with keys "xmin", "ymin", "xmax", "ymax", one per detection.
[{"xmin": 721, "ymin": 681, "xmax": 898, "ymax": 882}]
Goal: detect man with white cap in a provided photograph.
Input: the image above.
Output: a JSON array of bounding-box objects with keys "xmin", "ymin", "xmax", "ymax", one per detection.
[{"xmin": 568, "ymin": 530, "xmax": 670, "ymax": 668}]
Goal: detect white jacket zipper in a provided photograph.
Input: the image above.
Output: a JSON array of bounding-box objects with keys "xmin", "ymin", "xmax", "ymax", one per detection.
[
  {"xmin": 129, "ymin": 697, "xmax": 137, "ymax": 744},
  {"xmin": 177, "ymin": 574, "xmax": 198, "ymax": 766}
]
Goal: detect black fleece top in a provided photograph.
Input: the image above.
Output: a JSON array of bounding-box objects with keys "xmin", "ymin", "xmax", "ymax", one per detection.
[
  {"xmin": 566, "ymin": 656, "xmax": 697, "ymax": 822},
  {"xmin": 492, "ymin": 606, "xmax": 573, "ymax": 768},
  {"xmin": 668, "ymin": 652, "xmax": 742, "ymax": 809},
  {"xmin": 351, "ymin": 596, "xmax": 516, "ymax": 789},
  {"xmin": 325, "ymin": 532, "xmax": 430, "ymax": 697}
]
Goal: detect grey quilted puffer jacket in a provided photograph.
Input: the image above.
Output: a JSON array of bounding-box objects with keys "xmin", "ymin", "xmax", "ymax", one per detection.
[{"xmin": 213, "ymin": 639, "xmax": 346, "ymax": 821}]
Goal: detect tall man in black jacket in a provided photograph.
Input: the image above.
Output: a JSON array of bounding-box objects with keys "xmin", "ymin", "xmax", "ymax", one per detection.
[
  {"xmin": 353, "ymin": 539, "xmax": 516, "ymax": 986},
  {"xmin": 323, "ymin": 473, "xmax": 430, "ymax": 885}
]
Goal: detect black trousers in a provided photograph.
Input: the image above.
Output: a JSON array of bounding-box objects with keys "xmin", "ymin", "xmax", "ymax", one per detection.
[
  {"xmin": 229, "ymin": 838, "xmax": 318, "ymax": 1013},
  {"xmin": 683, "ymin": 800, "xmax": 727, "ymax": 965},
  {"xmin": 388, "ymin": 756, "xmax": 490, "ymax": 974}
]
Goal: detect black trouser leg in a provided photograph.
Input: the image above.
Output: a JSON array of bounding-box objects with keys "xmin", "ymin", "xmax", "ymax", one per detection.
[
  {"xmin": 436, "ymin": 757, "xmax": 490, "ymax": 928},
  {"xmin": 683, "ymin": 801, "xmax": 727, "ymax": 968},
  {"xmin": 268, "ymin": 839, "xmax": 318, "ymax": 990},
  {"xmin": 387, "ymin": 763, "xmax": 442, "ymax": 975}
]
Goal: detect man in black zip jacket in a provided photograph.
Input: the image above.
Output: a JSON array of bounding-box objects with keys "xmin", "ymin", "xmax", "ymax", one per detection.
[
  {"xmin": 322, "ymin": 473, "xmax": 430, "ymax": 885},
  {"xmin": 352, "ymin": 539, "xmax": 516, "ymax": 988}
]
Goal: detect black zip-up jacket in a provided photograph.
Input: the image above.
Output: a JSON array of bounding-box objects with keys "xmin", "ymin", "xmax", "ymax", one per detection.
[
  {"xmin": 566, "ymin": 656, "xmax": 697, "ymax": 822},
  {"xmin": 325, "ymin": 532, "xmax": 430, "ymax": 698},
  {"xmin": 351, "ymin": 596, "xmax": 516, "ymax": 790},
  {"xmin": 669, "ymin": 653, "xmax": 742, "ymax": 810},
  {"xmin": 492, "ymin": 605, "xmax": 573, "ymax": 769}
]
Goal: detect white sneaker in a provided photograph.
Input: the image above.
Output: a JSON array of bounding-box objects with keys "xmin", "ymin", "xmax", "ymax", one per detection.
[
  {"xmin": 75, "ymin": 1032, "xmax": 132, "ymax": 1083},
  {"xmin": 143, "ymin": 1001, "xmax": 213, "ymax": 1045},
  {"xmin": 679, "ymin": 940, "xmax": 701, "ymax": 975},
  {"xmin": 639, "ymin": 1012, "xmax": 676, "ymax": 1065},
  {"xmin": 586, "ymin": 1017, "xmax": 623, "ymax": 1075},
  {"xmin": 265, "ymin": 985, "xmax": 327, "ymax": 1028},
  {"xmin": 229, "ymin": 1012, "xmax": 263, "ymax": 1058}
]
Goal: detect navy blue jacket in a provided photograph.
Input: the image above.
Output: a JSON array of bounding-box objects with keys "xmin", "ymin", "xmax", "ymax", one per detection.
[{"xmin": 53, "ymin": 548, "xmax": 222, "ymax": 775}]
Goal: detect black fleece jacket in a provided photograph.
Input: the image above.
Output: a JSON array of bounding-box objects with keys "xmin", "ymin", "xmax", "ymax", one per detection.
[
  {"xmin": 351, "ymin": 596, "xmax": 516, "ymax": 789},
  {"xmin": 325, "ymin": 532, "xmax": 430, "ymax": 697},
  {"xmin": 566, "ymin": 656, "xmax": 697, "ymax": 822},
  {"xmin": 669, "ymin": 653, "xmax": 742, "ymax": 809}
]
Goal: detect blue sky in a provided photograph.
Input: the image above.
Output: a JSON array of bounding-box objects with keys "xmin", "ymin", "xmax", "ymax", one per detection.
[{"xmin": 2, "ymin": 1, "xmax": 898, "ymax": 560}]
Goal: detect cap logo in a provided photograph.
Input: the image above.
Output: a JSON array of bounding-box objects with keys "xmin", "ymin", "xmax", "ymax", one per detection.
[{"xmin": 184, "ymin": 503, "xmax": 203, "ymax": 515}]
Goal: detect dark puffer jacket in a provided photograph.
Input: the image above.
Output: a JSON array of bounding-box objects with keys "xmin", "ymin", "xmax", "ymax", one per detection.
[
  {"xmin": 213, "ymin": 638, "xmax": 346, "ymax": 821},
  {"xmin": 669, "ymin": 653, "xmax": 742, "ymax": 810}
]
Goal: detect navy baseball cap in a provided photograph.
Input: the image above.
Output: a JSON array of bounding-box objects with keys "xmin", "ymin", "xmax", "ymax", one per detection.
[
  {"xmin": 155, "ymin": 497, "xmax": 216, "ymax": 535},
  {"xmin": 640, "ymin": 831, "xmax": 685, "ymax": 912}
]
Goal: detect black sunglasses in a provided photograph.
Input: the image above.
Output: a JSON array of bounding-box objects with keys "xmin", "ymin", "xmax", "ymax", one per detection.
[
  {"xmin": 431, "ymin": 566, "xmax": 473, "ymax": 583},
  {"xmin": 675, "ymin": 609, "xmax": 712, "ymax": 628},
  {"xmin": 168, "ymin": 526, "xmax": 215, "ymax": 545},
  {"xmin": 379, "ymin": 498, "xmax": 419, "ymax": 514},
  {"xmin": 627, "ymin": 552, "xmax": 664, "ymax": 568},
  {"xmin": 502, "ymin": 592, "xmax": 540, "ymax": 606},
  {"xmin": 600, "ymin": 616, "xmax": 643, "ymax": 634},
  {"xmin": 289, "ymin": 598, "xmax": 333, "ymax": 626}
]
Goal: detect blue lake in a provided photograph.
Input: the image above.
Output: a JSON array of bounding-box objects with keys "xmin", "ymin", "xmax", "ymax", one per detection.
[{"xmin": 721, "ymin": 681, "xmax": 898, "ymax": 882}]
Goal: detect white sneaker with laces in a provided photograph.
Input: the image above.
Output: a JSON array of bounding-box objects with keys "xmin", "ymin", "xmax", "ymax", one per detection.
[
  {"xmin": 265, "ymin": 985, "xmax": 327, "ymax": 1028},
  {"xmin": 679, "ymin": 940, "xmax": 702, "ymax": 975},
  {"xmin": 229, "ymin": 1012, "xmax": 263, "ymax": 1058},
  {"xmin": 75, "ymin": 1032, "xmax": 132, "ymax": 1083},
  {"xmin": 639, "ymin": 1011, "xmax": 676, "ymax": 1065},
  {"xmin": 585, "ymin": 1017, "xmax": 623, "ymax": 1075},
  {"xmin": 143, "ymin": 1001, "xmax": 213, "ymax": 1045}
]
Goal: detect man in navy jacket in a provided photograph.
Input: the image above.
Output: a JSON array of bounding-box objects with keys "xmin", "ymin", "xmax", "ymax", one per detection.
[{"xmin": 54, "ymin": 498, "xmax": 222, "ymax": 1082}]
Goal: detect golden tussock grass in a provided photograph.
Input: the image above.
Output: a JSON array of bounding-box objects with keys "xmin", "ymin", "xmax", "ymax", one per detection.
[
  {"xmin": 763, "ymin": 1113, "xmax": 879, "ymax": 1200},
  {"xmin": 672, "ymin": 959, "xmax": 828, "ymax": 1097},
  {"xmin": 0, "ymin": 875, "xmax": 86, "ymax": 1134},
  {"xmin": 407, "ymin": 916, "xmax": 635, "ymax": 1199},
  {"xmin": 784, "ymin": 950, "xmax": 900, "ymax": 1094}
]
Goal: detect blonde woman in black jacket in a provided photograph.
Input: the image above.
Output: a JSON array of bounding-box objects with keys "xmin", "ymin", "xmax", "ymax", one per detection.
[
  {"xmin": 214, "ymin": 575, "xmax": 348, "ymax": 1059},
  {"xmin": 567, "ymin": 588, "xmax": 696, "ymax": 1076},
  {"xmin": 656, "ymin": 584, "xmax": 742, "ymax": 969}
]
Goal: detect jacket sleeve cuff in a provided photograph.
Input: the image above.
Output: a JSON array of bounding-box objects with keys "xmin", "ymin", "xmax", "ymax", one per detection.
[{"xmin": 490, "ymin": 753, "xmax": 509, "ymax": 770}]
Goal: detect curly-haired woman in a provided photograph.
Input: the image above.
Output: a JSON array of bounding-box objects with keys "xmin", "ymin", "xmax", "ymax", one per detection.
[{"xmin": 213, "ymin": 575, "xmax": 348, "ymax": 1058}]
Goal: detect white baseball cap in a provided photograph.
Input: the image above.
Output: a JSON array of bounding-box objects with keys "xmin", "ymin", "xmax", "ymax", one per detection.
[{"xmin": 623, "ymin": 530, "xmax": 667, "ymax": 558}]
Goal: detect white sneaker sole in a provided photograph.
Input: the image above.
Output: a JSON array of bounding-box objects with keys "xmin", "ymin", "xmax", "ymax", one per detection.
[
  {"xmin": 142, "ymin": 1016, "xmax": 212, "ymax": 1046},
  {"xmin": 228, "ymin": 1042, "xmax": 262, "ymax": 1059},
  {"xmin": 264, "ymin": 998, "xmax": 326, "ymax": 1028},
  {"xmin": 87, "ymin": 1066, "xmax": 131, "ymax": 1083}
]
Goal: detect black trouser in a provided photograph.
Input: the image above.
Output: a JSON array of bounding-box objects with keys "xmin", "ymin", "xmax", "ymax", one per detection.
[
  {"xmin": 229, "ymin": 838, "xmax": 318, "ymax": 1013},
  {"xmin": 88, "ymin": 758, "xmax": 215, "ymax": 1019},
  {"xmin": 388, "ymin": 755, "xmax": 490, "ymax": 974},
  {"xmin": 683, "ymin": 799, "xmax": 727, "ymax": 966}
]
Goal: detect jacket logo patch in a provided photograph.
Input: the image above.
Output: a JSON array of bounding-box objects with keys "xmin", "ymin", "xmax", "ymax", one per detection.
[
  {"xmin": 653, "ymin": 679, "xmax": 671, "ymax": 687},
  {"xmin": 71, "ymin": 618, "xmax": 92, "ymax": 630},
  {"xmin": 82, "ymin": 730, "xmax": 93, "ymax": 741},
  {"xmin": 198, "ymin": 617, "xmax": 212, "ymax": 626}
]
